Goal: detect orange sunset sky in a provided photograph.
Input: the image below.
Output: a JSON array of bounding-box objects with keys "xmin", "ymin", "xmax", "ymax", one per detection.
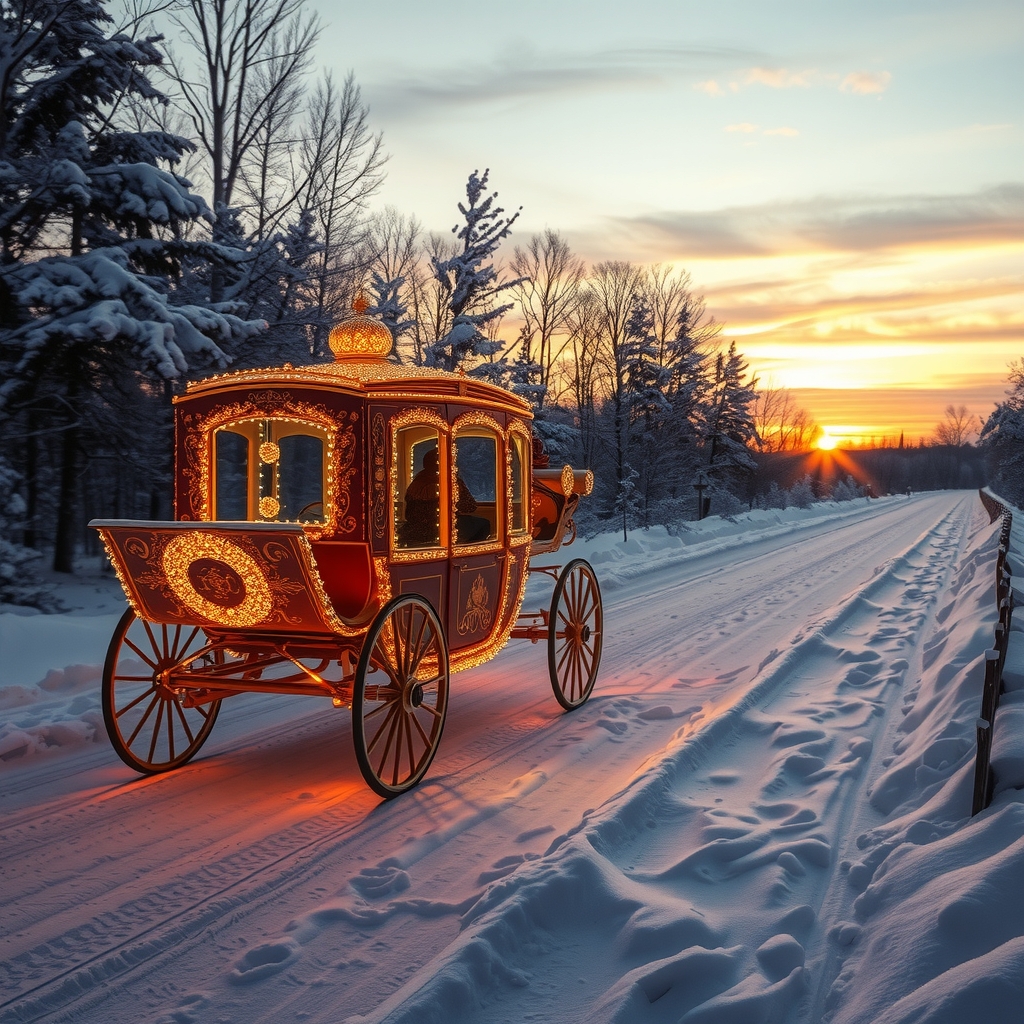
[{"xmin": 312, "ymin": 0, "xmax": 1022, "ymax": 445}]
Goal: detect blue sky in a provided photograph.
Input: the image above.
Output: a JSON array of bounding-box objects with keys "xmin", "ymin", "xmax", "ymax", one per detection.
[{"xmin": 311, "ymin": 0, "xmax": 1023, "ymax": 440}]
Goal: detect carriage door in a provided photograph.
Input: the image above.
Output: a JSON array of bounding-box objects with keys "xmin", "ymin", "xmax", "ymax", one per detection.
[
  {"xmin": 449, "ymin": 420, "xmax": 504, "ymax": 652},
  {"xmin": 390, "ymin": 419, "xmax": 449, "ymax": 622}
]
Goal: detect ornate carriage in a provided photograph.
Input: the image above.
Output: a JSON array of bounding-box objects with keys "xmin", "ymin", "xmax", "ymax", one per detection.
[{"xmin": 91, "ymin": 304, "xmax": 602, "ymax": 797}]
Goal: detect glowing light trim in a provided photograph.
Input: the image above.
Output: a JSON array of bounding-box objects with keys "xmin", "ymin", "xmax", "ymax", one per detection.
[
  {"xmin": 389, "ymin": 408, "xmax": 451, "ymax": 563},
  {"xmin": 162, "ymin": 533, "xmax": 273, "ymax": 627}
]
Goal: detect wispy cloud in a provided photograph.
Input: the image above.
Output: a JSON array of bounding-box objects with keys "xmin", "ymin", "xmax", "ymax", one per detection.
[
  {"xmin": 693, "ymin": 66, "xmax": 893, "ymax": 98},
  {"xmin": 591, "ymin": 184, "xmax": 1024, "ymax": 260},
  {"xmin": 695, "ymin": 79, "xmax": 726, "ymax": 96},
  {"xmin": 725, "ymin": 122, "xmax": 759, "ymax": 133},
  {"xmin": 840, "ymin": 71, "xmax": 892, "ymax": 95},
  {"xmin": 745, "ymin": 66, "xmax": 815, "ymax": 89},
  {"xmin": 764, "ymin": 126, "xmax": 799, "ymax": 137},
  {"xmin": 366, "ymin": 45, "xmax": 761, "ymax": 117}
]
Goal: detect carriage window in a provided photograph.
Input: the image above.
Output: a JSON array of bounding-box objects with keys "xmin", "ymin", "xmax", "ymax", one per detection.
[
  {"xmin": 215, "ymin": 430, "xmax": 249, "ymax": 520},
  {"xmin": 395, "ymin": 425, "xmax": 443, "ymax": 549},
  {"xmin": 212, "ymin": 418, "xmax": 327, "ymax": 524},
  {"xmin": 277, "ymin": 434, "xmax": 324, "ymax": 522},
  {"xmin": 454, "ymin": 430, "xmax": 499, "ymax": 545},
  {"xmin": 510, "ymin": 433, "xmax": 528, "ymax": 534}
]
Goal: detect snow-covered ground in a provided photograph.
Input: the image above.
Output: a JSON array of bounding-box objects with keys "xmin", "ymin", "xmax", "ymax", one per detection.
[{"xmin": 1, "ymin": 491, "xmax": 1022, "ymax": 1024}]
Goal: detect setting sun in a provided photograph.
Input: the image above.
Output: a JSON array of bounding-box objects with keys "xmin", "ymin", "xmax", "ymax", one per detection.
[{"xmin": 817, "ymin": 433, "xmax": 838, "ymax": 451}]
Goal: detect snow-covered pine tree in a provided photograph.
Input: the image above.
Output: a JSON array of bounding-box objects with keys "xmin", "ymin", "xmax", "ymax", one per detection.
[
  {"xmin": 0, "ymin": 454, "xmax": 59, "ymax": 609},
  {"xmin": 426, "ymin": 169, "xmax": 523, "ymax": 373},
  {"xmin": 701, "ymin": 342, "xmax": 759, "ymax": 487},
  {"xmin": 217, "ymin": 206, "xmax": 323, "ymax": 368},
  {"xmin": 622, "ymin": 295, "xmax": 670, "ymax": 525},
  {"xmin": 613, "ymin": 464, "xmax": 642, "ymax": 542},
  {"xmin": 981, "ymin": 360, "xmax": 1024, "ymax": 505},
  {"xmin": 0, "ymin": 0, "xmax": 264, "ymax": 572},
  {"xmin": 365, "ymin": 270, "xmax": 415, "ymax": 363}
]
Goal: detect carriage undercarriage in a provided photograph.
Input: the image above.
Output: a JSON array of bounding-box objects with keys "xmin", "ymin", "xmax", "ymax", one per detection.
[{"xmin": 104, "ymin": 558, "xmax": 603, "ymax": 798}]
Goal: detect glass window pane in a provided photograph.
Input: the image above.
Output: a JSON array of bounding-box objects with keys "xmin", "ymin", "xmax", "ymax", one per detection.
[
  {"xmin": 511, "ymin": 435, "xmax": 526, "ymax": 533},
  {"xmin": 277, "ymin": 434, "xmax": 324, "ymax": 522},
  {"xmin": 455, "ymin": 433, "xmax": 497, "ymax": 544},
  {"xmin": 396, "ymin": 427, "xmax": 440, "ymax": 548},
  {"xmin": 215, "ymin": 430, "xmax": 248, "ymax": 520}
]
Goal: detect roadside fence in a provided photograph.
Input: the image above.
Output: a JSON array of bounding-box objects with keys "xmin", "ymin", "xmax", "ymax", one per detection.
[{"xmin": 972, "ymin": 489, "xmax": 1016, "ymax": 815}]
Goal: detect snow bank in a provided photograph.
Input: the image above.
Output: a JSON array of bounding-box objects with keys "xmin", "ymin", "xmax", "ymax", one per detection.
[
  {"xmin": 828, "ymin": 501, "xmax": 1024, "ymax": 1024},
  {"xmin": 273, "ymin": 493, "xmax": 1020, "ymax": 1024},
  {"xmin": 0, "ymin": 609, "xmax": 122, "ymax": 766}
]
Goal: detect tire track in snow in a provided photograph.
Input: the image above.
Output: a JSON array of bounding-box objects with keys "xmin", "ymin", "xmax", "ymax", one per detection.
[{"xmin": 333, "ymin": 497, "xmax": 974, "ymax": 1024}]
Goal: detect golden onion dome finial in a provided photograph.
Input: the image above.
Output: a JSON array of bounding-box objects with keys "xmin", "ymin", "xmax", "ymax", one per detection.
[{"xmin": 328, "ymin": 292, "xmax": 392, "ymax": 361}]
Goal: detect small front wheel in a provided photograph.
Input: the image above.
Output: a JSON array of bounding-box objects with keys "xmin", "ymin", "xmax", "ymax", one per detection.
[
  {"xmin": 102, "ymin": 609, "xmax": 221, "ymax": 773},
  {"xmin": 548, "ymin": 559, "xmax": 603, "ymax": 710},
  {"xmin": 352, "ymin": 595, "xmax": 449, "ymax": 798}
]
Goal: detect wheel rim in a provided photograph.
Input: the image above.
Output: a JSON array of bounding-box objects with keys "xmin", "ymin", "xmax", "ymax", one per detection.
[
  {"xmin": 353, "ymin": 596, "xmax": 449, "ymax": 798},
  {"xmin": 548, "ymin": 559, "xmax": 603, "ymax": 710},
  {"xmin": 102, "ymin": 609, "xmax": 221, "ymax": 774}
]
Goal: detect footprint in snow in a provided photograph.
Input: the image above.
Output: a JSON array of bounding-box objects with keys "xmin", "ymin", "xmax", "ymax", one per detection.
[
  {"xmin": 229, "ymin": 938, "xmax": 301, "ymax": 984},
  {"xmin": 350, "ymin": 860, "xmax": 411, "ymax": 899},
  {"xmin": 477, "ymin": 853, "xmax": 539, "ymax": 885}
]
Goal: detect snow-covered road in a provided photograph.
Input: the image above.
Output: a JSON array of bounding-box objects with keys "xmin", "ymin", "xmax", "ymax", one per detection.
[{"xmin": 3, "ymin": 491, "xmax": 1018, "ymax": 1024}]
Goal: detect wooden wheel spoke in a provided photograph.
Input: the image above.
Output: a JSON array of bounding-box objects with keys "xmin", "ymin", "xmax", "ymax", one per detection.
[
  {"xmin": 367, "ymin": 702, "xmax": 400, "ymax": 756},
  {"xmin": 418, "ymin": 700, "xmax": 443, "ymax": 719},
  {"xmin": 405, "ymin": 712, "xmax": 418, "ymax": 780},
  {"xmin": 115, "ymin": 685, "xmax": 157, "ymax": 718},
  {"xmin": 555, "ymin": 638, "xmax": 574, "ymax": 677},
  {"xmin": 375, "ymin": 710, "xmax": 401, "ymax": 781},
  {"xmin": 166, "ymin": 701, "xmax": 176, "ymax": 762},
  {"xmin": 410, "ymin": 709, "xmax": 433, "ymax": 749},
  {"xmin": 176, "ymin": 626, "xmax": 203, "ymax": 662},
  {"xmin": 408, "ymin": 618, "xmax": 431, "ymax": 679},
  {"xmin": 579, "ymin": 576, "xmax": 597, "ymax": 621},
  {"xmin": 124, "ymin": 692, "xmax": 161, "ymax": 747},
  {"xmin": 363, "ymin": 694, "xmax": 399, "ymax": 721},
  {"xmin": 123, "ymin": 636, "xmax": 159, "ymax": 669},
  {"xmin": 173, "ymin": 699, "xmax": 197, "ymax": 745},
  {"xmin": 389, "ymin": 713, "xmax": 406, "ymax": 787},
  {"xmin": 141, "ymin": 618, "xmax": 161, "ymax": 658},
  {"xmin": 167, "ymin": 624, "xmax": 181, "ymax": 661},
  {"xmin": 147, "ymin": 699, "xmax": 165, "ymax": 764}
]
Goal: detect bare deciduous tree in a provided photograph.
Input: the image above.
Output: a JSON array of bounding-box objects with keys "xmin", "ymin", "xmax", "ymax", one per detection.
[
  {"xmin": 167, "ymin": 0, "xmax": 320, "ymax": 219},
  {"xmin": 298, "ymin": 73, "xmax": 385, "ymax": 354},
  {"xmin": 509, "ymin": 230, "xmax": 585, "ymax": 406},
  {"xmin": 753, "ymin": 384, "xmax": 819, "ymax": 452},
  {"xmin": 933, "ymin": 404, "xmax": 979, "ymax": 447}
]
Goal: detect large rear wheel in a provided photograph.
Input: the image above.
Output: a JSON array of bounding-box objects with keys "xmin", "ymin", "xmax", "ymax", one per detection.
[
  {"xmin": 352, "ymin": 595, "xmax": 449, "ymax": 799},
  {"xmin": 548, "ymin": 558, "xmax": 603, "ymax": 710},
  {"xmin": 102, "ymin": 608, "xmax": 222, "ymax": 773}
]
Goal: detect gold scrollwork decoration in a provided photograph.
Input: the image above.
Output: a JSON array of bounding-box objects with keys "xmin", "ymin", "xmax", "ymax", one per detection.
[
  {"xmin": 124, "ymin": 537, "xmax": 150, "ymax": 559},
  {"xmin": 371, "ymin": 412, "xmax": 387, "ymax": 540},
  {"xmin": 458, "ymin": 573, "xmax": 493, "ymax": 635}
]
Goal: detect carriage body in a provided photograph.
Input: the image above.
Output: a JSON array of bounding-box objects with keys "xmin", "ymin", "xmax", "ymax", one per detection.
[{"xmin": 92, "ymin": 314, "xmax": 601, "ymax": 796}]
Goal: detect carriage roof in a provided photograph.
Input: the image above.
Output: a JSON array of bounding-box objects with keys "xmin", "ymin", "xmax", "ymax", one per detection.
[{"xmin": 176, "ymin": 349, "xmax": 533, "ymax": 419}]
